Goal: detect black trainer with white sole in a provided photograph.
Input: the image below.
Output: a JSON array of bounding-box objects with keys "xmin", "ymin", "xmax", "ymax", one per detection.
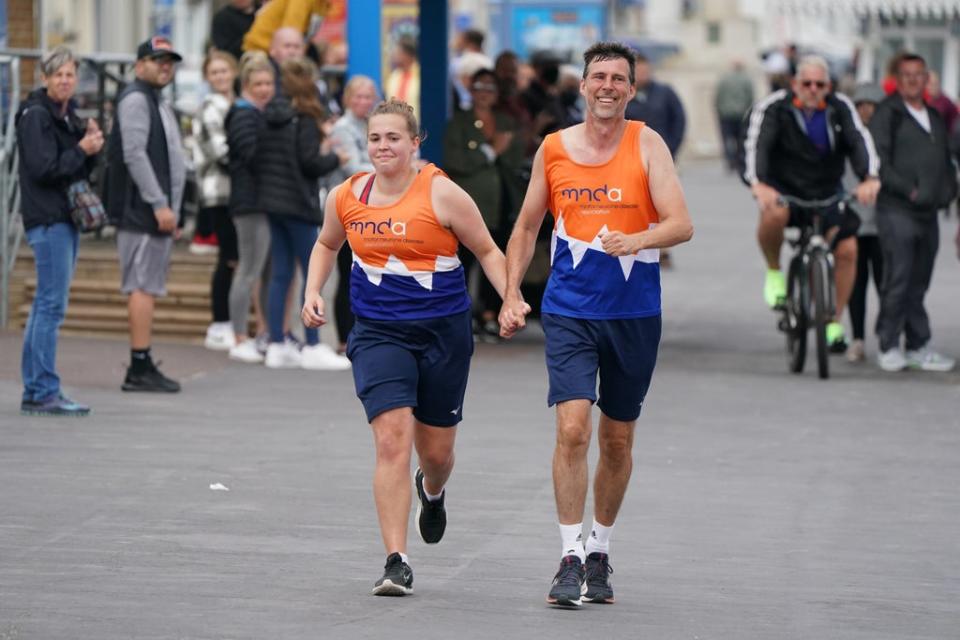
[
  {"xmin": 414, "ymin": 467, "xmax": 446, "ymax": 544},
  {"xmin": 547, "ymin": 555, "xmax": 585, "ymax": 607},
  {"xmin": 372, "ymin": 552, "xmax": 413, "ymax": 596}
]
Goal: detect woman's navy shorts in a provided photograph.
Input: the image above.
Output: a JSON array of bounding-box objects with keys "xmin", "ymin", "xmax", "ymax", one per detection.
[{"xmin": 346, "ymin": 310, "xmax": 474, "ymax": 426}]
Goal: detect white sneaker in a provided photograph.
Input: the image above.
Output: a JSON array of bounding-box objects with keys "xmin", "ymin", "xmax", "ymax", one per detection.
[
  {"xmin": 905, "ymin": 346, "xmax": 955, "ymax": 372},
  {"xmin": 265, "ymin": 342, "xmax": 302, "ymax": 368},
  {"xmin": 204, "ymin": 322, "xmax": 236, "ymax": 351},
  {"xmin": 877, "ymin": 347, "xmax": 907, "ymax": 372},
  {"xmin": 301, "ymin": 343, "xmax": 351, "ymax": 371},
  {"xmin": 845, "ymin": 339, "xmax": 865, "ymax": 363},
  {"xmin": 229, "ymin": 340, "xmax": 264, "ymax": 363}
]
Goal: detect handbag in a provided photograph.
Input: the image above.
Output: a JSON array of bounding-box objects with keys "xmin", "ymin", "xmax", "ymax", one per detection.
[{"xmin": 66, "ymin": 179, "xmax": 107, "ymax": 232}]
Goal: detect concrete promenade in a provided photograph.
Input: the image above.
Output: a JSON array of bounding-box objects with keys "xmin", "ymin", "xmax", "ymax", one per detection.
[{"xmin": 1, "ymin": 162, "xmax": 959, "ymax": 639}]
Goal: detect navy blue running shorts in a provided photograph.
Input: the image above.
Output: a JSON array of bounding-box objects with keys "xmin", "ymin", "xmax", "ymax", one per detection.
[
  {"xmin": 542, "ymin": 313, "xmax": 661, "ymax": 422},
  {"xmin": 346, "ymin": 310, "xmax": 474, "ymax": 427}
]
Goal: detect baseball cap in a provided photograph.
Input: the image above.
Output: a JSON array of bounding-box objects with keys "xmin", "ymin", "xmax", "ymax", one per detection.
[
  {"xmin": 137, "ymin": 36, "xmax": 183, "ymax": 62},
  {"xmin": 852, "ymin": 82, "xmax": 884, "ymax": 105}
]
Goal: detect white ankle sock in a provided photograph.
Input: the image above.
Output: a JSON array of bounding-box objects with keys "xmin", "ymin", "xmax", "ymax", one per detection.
[
  {"xmin": 423, "ymin": 483, "xmax": 444, "ymax": 502},
  {"xmin": 398, "ymin": 552, "xmax": 409, "ymax": 564},
  {"xmin": 584, "ymin": 519, "xmax": 614, "ymax": 556},
  {"xmin": 559, "ymin": 523, "xmax": 585, "ymax": 562}
]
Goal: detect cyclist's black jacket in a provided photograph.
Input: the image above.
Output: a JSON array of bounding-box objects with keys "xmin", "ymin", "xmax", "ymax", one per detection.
[{"xmin": 741, "ymin": 89, "xmax": 879, "ymax": 199}]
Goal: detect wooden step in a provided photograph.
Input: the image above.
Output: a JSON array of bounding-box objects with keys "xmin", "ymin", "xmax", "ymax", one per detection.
[{"xmin": 25, "ymin": 279, "xmax": 211, "ymax": 309}]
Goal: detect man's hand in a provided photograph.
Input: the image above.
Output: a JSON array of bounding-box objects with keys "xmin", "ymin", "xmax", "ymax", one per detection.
[
  {"xmin": 751, "ymin": 181, "xmax": 781, "ymax": 213},
  {"xmin": 855, "ymin": 177, "xmax": 881, "ymax": 206},
  {"xmin": 492, "ymin": 131, "xmax": 514, "ymax": 156},
  {"xmin": 301, "ymin": 291, "xmax": 327, "ymax": 328},
  {"xmin": 498, "ymin": 295, "xmax": 532, "ymax": 339},
  {"xmin": 600, "ymin": 230, "xmax": 639, "ymax": 256},
  {"xmin": 154, "ymin": 207, "xmax": 177, "ymax": 233}
]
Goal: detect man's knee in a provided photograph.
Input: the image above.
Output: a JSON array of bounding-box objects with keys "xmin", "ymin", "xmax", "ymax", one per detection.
[
  {"xmin": 835, "ymin": 237, "xmax": 857, "ymax": 264},
  {"xmin": 759, "ymin": 203, "xmax": 789, "ymax": 228},
  {"xmin": 556, "ymin": 419, "xmax": 591, "ymax": 451}
]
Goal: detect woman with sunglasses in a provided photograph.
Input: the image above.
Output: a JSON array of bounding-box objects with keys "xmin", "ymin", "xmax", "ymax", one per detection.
[{"xmin": 443, "ymin": 68, "xmax": 524, "ymax": 339}]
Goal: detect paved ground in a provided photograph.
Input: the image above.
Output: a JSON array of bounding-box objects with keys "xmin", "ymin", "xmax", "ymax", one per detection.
[{"xmin": 2, "ymin": 161, "xmax": 959, "ymax": 640}]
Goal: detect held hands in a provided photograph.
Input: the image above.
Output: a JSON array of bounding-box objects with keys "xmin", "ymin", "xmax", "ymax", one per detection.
[
  {"xmin": 855, "ymin": 177, "xmax": 881, "ymax": 206},
  {"xmin": 301, "ymin": 291, "xmax": 327, "ymax": 328},
  {"xmin": 600, "ymin": 230, "xmax": 640, "ymax": 256},
  {"xmin": 78, "ymin": 118, "xmax": 104, "ymax": 155},
  {"xmin": 498, "ymin": 295, "xmax": 532, "ymax": 339},
  {"xmin": 153, "ymin": 206, "xmax": 177, "ymax": 233}
]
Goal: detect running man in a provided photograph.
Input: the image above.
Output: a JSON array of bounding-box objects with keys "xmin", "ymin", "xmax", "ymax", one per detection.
[
  {"xmin": 499, "ymin": 42, "xmax": 693, "ymax": 607},
  {"xmin": 302, "ymin": 99, "xmax": 512, "ymax": 596}
]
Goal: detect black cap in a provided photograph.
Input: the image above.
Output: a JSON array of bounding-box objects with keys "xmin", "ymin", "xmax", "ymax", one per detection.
[{"xmin": 137, "ymin": 35, "xmax": 183, "ymax": 62}]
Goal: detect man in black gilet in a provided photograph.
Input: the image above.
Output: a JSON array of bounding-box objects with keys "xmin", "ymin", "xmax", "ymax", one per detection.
[{"xmin": 106, "ymin": 36, "xmax": 186, "ymax": 392}]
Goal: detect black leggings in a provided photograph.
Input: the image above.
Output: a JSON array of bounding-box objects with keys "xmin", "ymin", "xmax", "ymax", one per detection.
[
  {"xmin": 335, "ymin": 244, "xmax": 354, "ymax": 345},
  {"xmin": 849, "ymin": 234, "xmax": 883, "ymax": 340},
  {"xmin": 208, "ymin": 206, "xmax": 238, "ymax": 323}
]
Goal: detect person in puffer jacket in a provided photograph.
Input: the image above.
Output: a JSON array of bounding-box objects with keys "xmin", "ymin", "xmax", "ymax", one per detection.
[{"xmin": 255, "ymin": 57, "xmax": 350, "ymax": 371}]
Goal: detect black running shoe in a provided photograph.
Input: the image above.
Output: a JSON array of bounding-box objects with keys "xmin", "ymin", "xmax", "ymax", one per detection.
[
  {"xmin": 547, "ymin": 555, "xmax": 585, "ymax": 607},
  {"xmin": 582, "ymin": 552, "xmax": 615, "ymax": 603},
  {"xmin": 122, "ymin": 362, "xmax": 181, "ymax": 393},
  {"xmin": 414, "ymin": 467, "xmax": 446, "ymax": 544},
  {"xmin": 372, "ymin": 552, "xmax": 413, "ymax": 596}
]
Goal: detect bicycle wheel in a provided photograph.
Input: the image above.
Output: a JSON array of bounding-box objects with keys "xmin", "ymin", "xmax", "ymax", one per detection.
[
  {"xmin": 810, "ymin": 249, "xmax": 832, "ymax": 379},
  {"xmin": 785, "ymin": 255, "xmax": 807, "ymax": 373}
]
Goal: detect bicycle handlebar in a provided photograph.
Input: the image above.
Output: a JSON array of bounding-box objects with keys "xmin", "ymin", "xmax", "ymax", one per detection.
[{"xmin": 776, "ymin": 192, "xmax": 855, "ymax": 210}]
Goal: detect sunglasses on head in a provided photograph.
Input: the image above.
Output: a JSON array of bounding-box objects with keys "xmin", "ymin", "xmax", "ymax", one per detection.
[
  {"xmin": 472, "ymin": 82, "xmax": 497, "ymax": 92},
  {"xmin": 801, "ymin": 80, "xmax": 827, "ymax": 89}
]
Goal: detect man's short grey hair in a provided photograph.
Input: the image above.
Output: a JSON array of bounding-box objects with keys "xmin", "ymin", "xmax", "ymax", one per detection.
[
  {"xmin": 41, "ymin": 46, "xmax": 78, "ymax": 76},
  {"xmin": 796, "ymin": 55, "xmax": 830, "ymax": 78}
]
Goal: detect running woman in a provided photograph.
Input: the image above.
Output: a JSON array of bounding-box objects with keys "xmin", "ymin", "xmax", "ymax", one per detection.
[
  {"xmin": 499, "ymin": 42, "xmax": 694, "ymax": 607},
  {"xmin": 301, "ymin": 99, "xmax": 514, "ymax": 596}
]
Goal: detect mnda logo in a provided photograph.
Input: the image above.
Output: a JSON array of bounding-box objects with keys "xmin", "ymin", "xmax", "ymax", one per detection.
[
  {"xmin": 560, "ymin": 184, "xmax": 623, "ymax": 203},
  {"xmin": 347, "ymin": 217, "xmax": 407, "ymax": 236}
]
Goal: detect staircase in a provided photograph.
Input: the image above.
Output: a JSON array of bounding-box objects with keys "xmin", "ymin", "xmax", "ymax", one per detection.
[{"xmin": 10, "ymin": 239, "xmax": 215, "ymax": 343}]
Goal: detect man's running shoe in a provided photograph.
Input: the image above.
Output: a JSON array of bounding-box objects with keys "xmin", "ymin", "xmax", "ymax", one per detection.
[
  {"xmin": 582, "ymin": 552, "xmax": 615, "ymax": 603},
  {"xmin": 547, "ymin": 555, "xmax": 585, "ymax": 607},
  {"xmin": 826, "ymin": 321, "xmax": 848, "ymax": 354},
  {"xmin": 764, "ymin": 269, "xmax": 786, "ymax": 309},
  {"xmin": 905, "ymin": 346, "xmax": 955, "ymax": 372},
  {"xmin": 372, "ymin": 552, "xmax": 413, "ymax": 596},
  {"xmin": 414, "ymin": 467, "xmax": 446, "ymax": 544}
]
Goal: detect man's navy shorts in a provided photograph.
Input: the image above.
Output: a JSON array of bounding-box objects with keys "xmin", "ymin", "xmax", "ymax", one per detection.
[
  {"xmin": 346, "ymin": 310, "xmax": 473, "ymax": 427},
  {"xmin": 542, "ymin": 313, "xmax": 661, "ymax": 422}
]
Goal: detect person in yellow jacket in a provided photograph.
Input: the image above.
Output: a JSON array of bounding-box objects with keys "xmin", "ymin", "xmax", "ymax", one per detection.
[{"xmin": 242, "ymin": 0, "xmax": 327, "ymax": 53}]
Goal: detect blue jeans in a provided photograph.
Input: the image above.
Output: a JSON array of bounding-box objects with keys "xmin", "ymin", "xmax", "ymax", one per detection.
[
  {"xmin": 21, "ymin": 222, "xmax": 78, "ymax": 403},
  {"xmin": 267, "ymin": 215, "xmax": 319, "ymax": 345}
]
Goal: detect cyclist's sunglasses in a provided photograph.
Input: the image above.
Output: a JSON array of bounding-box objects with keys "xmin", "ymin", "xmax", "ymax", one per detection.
[{"xmin": 801, "ymin": 80, "xmax": 828, "ymax": 89}]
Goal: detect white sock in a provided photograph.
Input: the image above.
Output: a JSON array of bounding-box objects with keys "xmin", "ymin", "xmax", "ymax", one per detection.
[
  {"xmin": 399, "ymin": 552, "xmax": 409, "ymax": 564},
  {"xmin": 559, "ymin": 523, "xmax": 585, "ymax": 562},
  {"xmin": 584, "ymin": 519, "xmax": 614, "ymax": 556},
  {"xmin": 423, "ymin": 483, "xmax": 444, "ymax": 503}
]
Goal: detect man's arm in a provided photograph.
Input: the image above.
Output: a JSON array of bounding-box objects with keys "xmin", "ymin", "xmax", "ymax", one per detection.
[
  {"xmin": 868, "ymin": 103, "xmax": 913, "ymax": 200},
  {"xmin": 741, "ymin": 90, "xmax": 784, "ymax": 188},
  {"xmin": 498, "ymin": 143, "xmax": 548, "ymax": 337},
  {"xmin": 118, "ymin": 92, "xmax": 169, "ymax": 211},
  {"xmin": 600, "ymin": 127, "xmax": 693, "ymax": 256}
]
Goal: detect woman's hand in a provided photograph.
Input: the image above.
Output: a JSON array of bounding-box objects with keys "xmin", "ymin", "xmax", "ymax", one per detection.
[{"xmin": 301, "ymin": 291, "xmax": 327, "ymax": 328}]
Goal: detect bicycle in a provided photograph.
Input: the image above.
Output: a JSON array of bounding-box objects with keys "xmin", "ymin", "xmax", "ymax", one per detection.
[{"xmin": 775, "ymin": 193, "xmax": 853, "ymax": 380}]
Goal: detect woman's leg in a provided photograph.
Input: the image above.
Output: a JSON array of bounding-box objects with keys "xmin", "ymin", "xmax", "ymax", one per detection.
[
  {"xmin": 228, "ymin": 214, "xmax": 270, "ymax": 340},
  {"xmin": 334, "ymin": 244, "xmax": 354, "ymax": 350},
  {"xmin": 210, "ymin": 206, "xmax": 237, "ymax": 324},
  {"xmin": 286, "ymin": 217, "xmax": 320, "ymax": 346},
  {"xmin": 371, "ymin": 407, "xmax": 416, "ymax": 555},
  {"xmin": 266, "ymin": 215, "xmax": 295, "ymax": 344},
  {"xmin": 849, "ymin": 235, "xmax": 870, "ymax": 341},
  {"xmin": 21, "ymin": 223, "xmax": 77, "ymax": 402}
]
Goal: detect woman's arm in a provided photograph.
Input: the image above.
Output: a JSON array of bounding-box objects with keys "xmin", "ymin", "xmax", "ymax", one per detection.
[{"xmin": 302, "ymin": 184, "xmax": 348, "ymax": 327}]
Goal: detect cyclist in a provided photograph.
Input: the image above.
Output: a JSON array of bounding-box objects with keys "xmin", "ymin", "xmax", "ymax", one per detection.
[{"xmin": 742, "ymin": 55, "xmax": 880, "ymax": 352}]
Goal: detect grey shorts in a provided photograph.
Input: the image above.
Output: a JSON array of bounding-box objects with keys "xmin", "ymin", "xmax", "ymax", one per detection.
[{"xmin": 117, "ymin": 230, "xmax": 174, "ymax": 296}]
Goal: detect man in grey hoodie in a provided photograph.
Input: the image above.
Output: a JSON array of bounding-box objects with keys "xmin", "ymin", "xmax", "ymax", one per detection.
[{"xmin": 106, "ymin": 36, "xmax": 186, "ymax": 392}]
